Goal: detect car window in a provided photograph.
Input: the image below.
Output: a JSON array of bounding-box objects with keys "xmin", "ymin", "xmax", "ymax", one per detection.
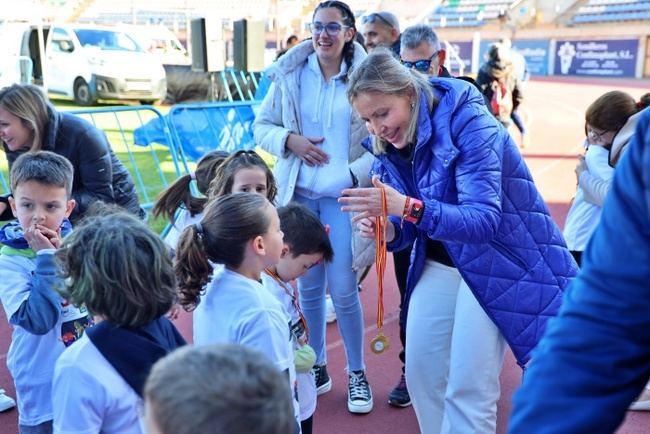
[{"xmin": 74, "ymin": 29, "xmax": 144, "ymax": 52}]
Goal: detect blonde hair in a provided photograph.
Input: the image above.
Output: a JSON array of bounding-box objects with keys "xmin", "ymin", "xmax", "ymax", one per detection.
[
  {"xmin": 0, "ymin": 84, "xmax": 50, "ymax": 151},
  {"xmin": 347, "ymin": 48, "xmax": 436, "ymax": 154}
]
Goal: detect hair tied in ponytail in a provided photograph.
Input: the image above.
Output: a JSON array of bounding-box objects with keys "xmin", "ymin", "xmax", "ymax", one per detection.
[{"xmin": 194, "ymin": 222, "xmax": 204, "ymax": 239}]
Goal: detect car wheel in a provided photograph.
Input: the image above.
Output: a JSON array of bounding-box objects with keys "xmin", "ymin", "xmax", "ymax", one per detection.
[{"xmin": 73, "ymin": 79, "xmax": 96, "ymax": 106}]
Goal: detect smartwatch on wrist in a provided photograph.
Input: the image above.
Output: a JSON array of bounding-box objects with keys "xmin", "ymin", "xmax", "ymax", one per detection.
[{"xmin": 402, "ymin": 197, "xmax": 424, "ymax": 224}]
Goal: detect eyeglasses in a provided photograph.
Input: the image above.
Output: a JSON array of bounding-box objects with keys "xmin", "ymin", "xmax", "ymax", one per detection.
[
  {"xmin": 585, "ymin": 126, "xmax": 611, "ymax": 144},
  {"xmin": 401, "ymin": 51, "xmax": 439, "ymax": 73},
  {"xmin": 310, "ymin": 21, "xmax": 349, "ymax": 36},
  {"xmin": 361, "ymin": 12, "xmax": 394, "ymax": 29}
]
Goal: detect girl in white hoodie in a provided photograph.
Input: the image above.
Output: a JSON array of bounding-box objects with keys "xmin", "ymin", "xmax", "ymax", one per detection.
[{"xmin": 563, "ymin": 91, "xmax": 649, "ymax": 266}]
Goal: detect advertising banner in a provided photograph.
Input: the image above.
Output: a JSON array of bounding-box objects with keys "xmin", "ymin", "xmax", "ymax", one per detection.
[
  {"xmin": 445, "ymin": 41, "xmax": 473, "ymax": 75},
  {"xmin": 554, "ymin": 39, "xmax": 638, "ymax": 77}
]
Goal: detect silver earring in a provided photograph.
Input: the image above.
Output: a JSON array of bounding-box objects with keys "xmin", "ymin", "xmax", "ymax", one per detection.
[{"xmin": 410, "ymin": 101, "xmax": 415, "ymax": 109}]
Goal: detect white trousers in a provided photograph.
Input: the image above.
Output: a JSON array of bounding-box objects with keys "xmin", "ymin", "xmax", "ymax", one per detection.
[{"xmin": 405, "ymin": 260, "xmax": 506, "ymax": 434}]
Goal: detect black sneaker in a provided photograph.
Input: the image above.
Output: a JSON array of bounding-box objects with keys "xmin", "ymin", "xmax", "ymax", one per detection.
[
  {"xmin": 348, "ymin": 370, "xmax": 373, "ymax": 414},
  {"xmin": 313, "ymin": 364, "xmax": 332, "ymax": 395},
  {"xmin": 388, "ymin": 373, "xmax": 411, "ymax": 407}
]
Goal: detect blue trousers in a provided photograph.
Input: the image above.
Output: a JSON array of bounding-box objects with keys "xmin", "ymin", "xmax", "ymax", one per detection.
[{"xmin": 294, "ymin": 195, "xmax": 365, "ymax": 372}]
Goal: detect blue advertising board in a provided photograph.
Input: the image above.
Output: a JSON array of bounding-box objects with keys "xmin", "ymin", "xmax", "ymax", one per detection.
[
  {"xmin": 554, "ymin": 39, "xmax": 638, "ymax": 77},
  {"xmin": 446, "ymin": 41, "xmax": 473, "ymax": 75},
  {"xmin": 478, "ymin": 39, "xmax": 550, "ymax": 76}
]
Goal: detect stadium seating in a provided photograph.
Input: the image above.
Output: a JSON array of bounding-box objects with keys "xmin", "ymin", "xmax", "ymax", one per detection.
[
  {"xmin": 570, "ymin": 0, "xmax": 650, "ymax": 24},
  {"xmin": 426, "ymin": 0, "xmax": 516, "ymax": 28}
]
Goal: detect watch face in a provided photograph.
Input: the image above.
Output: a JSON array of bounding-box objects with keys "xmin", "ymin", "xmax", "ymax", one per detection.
[{"xmin": 410, "ymin": 202, "xmax": 423, "ymax": 218}]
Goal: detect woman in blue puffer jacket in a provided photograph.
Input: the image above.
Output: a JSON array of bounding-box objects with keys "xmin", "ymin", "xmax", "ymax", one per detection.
[{"xmin": 339, "ymin": 49, "xmax": 577, "ymax": 434}]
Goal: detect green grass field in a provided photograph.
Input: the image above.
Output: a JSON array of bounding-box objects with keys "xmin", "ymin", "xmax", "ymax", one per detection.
[{"xmin": 1, "ymin": 98, "xmax": 273, "ymax": 234}]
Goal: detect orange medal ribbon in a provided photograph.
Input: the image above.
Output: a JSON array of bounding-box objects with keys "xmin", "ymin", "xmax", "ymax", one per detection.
[
  {"xmin": 370, "ymin": 187, "xmax": 390, "ymax": 354},
  {"xmin": 263, "ymin": 268, "xmax": 309, "ymax": 343}
]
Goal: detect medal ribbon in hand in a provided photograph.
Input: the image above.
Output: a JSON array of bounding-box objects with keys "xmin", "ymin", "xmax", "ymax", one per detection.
[{"xmin": 370, "ymin": 187, "xmax": 390, "ymax": 354}]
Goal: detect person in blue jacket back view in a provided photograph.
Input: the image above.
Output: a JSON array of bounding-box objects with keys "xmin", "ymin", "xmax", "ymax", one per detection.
[
  {"xmin": 339, "ymin": 49, "xmax": 577, "ymax": 434},
  {"xmin": 508, "ymin": 109, "xmax": 650, "ymax": 432}
]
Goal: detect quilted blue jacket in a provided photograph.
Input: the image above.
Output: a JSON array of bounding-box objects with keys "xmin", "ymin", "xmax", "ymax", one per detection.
[
  {"xmin": 368, "ymin": 77, "xmax": 578, "ymax": 368},
  {"xmin": 509, "ymin": 109, "xmax": 650, "ymax": 433}
]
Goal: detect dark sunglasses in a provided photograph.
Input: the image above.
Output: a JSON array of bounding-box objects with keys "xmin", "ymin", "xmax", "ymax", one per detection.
[
  {"xmin": 361, "ymin": 13, "xmax": 394, "ymax": 28},
  {"xmin": 401, "ymin": 51, "xmax": 439, "ymax": 73},
  {"xmin": 310, "ymin": 21, "xmax": 349, "ymax": 36}
]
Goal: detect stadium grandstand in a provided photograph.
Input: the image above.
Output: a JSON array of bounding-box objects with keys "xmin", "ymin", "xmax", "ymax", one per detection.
[
  {"xmin": 2, "ymin": 0, "xmax": 649, "ymax": 79},
  {"xmin": 570, "ymin": 0, "xmax": 650, "ymax": 24}
]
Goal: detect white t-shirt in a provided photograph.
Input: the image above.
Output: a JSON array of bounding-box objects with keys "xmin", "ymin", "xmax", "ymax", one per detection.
[
  {"xmin": 563, "ymin": 144, "xmax": 615, "ymax": 251},
  {"xmin": 194, "ymin": 268, "xmax": 301, "ymax": 428},
  {"xmin": 0, "ymin": 252, "xmax": 90, "ymax": 426},
  {"xmin": 163, "ymin": 208, "xmax": 203, "ymax": 249},
  {"xmin": 52, "ymin": 334, "xmax": 144, "ymax": 434},
  {"xmin": 261, "ymin": 273, "xmax": 317, "ymax": 421}
]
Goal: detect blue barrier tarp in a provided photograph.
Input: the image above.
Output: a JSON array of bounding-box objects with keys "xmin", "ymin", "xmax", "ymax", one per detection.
[{"xmin": 133, "ymin": 104, "xmax": 258, "ymax": 162}]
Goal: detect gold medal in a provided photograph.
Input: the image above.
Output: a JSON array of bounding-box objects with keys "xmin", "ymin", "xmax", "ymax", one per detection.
[{"xmin": 370, "ymin": 333, "xmax": 390, "ymax": 354}]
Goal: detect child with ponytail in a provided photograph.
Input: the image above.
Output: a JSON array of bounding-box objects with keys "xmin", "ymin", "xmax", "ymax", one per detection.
[
  {"xmin": 174, "ymin": 193, "xmax": 299, "ymax": 431},
  {"xmin": 152, "ymin": 150, "xmax": 229, "ymax": 248}
]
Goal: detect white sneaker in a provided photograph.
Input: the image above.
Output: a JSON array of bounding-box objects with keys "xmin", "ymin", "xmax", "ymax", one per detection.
[
  {"xmin": 325, "ymin": 294, "xmax": 336, "ymax": 323},
  {"xmin": 0, "ymin": 389, "xmax": 16, "ymax": 412}
]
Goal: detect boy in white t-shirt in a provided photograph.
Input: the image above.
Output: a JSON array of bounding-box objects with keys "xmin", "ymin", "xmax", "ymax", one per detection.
[
  {"xmin": 144, "ymin": 344, "xmax": 295, "ymax": 434},
  {"xmin": 0, "ymin": 151, "xmax": 91, "ymax": 434},
  {"xmin": 51, "ymin": 207, "xmax": 185, "ymax": 434},
  {"xmin": 261, "ymin": 203, "xmax": 334, "ymax": 434}
]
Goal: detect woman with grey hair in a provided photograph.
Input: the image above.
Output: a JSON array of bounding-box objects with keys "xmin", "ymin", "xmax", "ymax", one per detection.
[{"xmin": 339, "ymin": 49, "xmax": 576, "ymax": 434}]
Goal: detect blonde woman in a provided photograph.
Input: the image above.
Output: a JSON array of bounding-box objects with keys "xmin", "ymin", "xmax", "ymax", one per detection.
[
  {"xmin": 0, "ymin": 84, "xmax": 142, "ymax": 222},
  {"xmin": 339, "ymin": 49, "xmax": 576, "ymax": 434}
]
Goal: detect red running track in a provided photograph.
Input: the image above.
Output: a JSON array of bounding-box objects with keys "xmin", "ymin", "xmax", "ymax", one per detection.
[{"xmin": 1, "ymin": 77, "xmax": 649, "ymax": 433}]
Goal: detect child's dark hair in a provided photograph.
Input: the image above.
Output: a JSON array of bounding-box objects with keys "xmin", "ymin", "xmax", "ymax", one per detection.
[
  {"xmin": 152, "ymin": 150, "xmax": 229, "ymax": 221},
  {"xmin": 144, "ymin": 344, "xmax": 294, "ymax": 434},
  {"xmin": 278, "ymin": 202, "xmax": 333, "ymax": 262},
  {"xmin": 207, "ymin": 150, "xmax": 277, "ymax": 202},
  {"xmin": 313, "ymin": 1, "xmax": 357, "ymax": 80},
  {"xmin": 10, "ymin": 150, "xmax": 74, "ymax": 196},
  {"xmin": 175, "ymin": 193, "xmax": 273, "ymax": 310},
  {"xmin": 56, "ymin": 203, "xmax": 177, "ymax": 328}
]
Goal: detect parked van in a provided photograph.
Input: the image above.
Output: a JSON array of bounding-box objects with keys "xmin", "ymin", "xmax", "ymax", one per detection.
[
  {"xmin": 0, "ymin": 22, "xmax": 33, "ymax": 88},
  {"xmin": 0, "ymin": 22, "xmax": 167, "ymax": 105}
]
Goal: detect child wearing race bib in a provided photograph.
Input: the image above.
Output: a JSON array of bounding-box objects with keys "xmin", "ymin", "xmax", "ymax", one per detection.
[
  {"xmin": 0, "ymin": 151, "xmax": 91, "ymax": 434},
  {"xmin": 261, "ymin": 203, "xmax": 334, "ymax": 434}
]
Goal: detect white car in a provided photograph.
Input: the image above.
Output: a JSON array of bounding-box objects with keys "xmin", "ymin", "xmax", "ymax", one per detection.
[
  {"xmin": 0, "ymin": 22, "xmax": 167, "ymax": 105},
  {"xmin": 46, "ymin": 24, "xmax": 167, "ymax": 105}
]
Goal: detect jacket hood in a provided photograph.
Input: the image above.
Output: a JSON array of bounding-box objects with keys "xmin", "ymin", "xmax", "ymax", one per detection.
[
  {"xmin": 266, "ymin": 39, "xmax": 367, "ymax": 81},
  {"xmin": 610, "ymin": 107, "xmax": 648, "ymax": 166},
  {"xmin": 482, "ymin": 59, "xmax": 514, "ymax": 81},
  {"xmin": 86, "ymin": 317, "xmax": 186, "ymax": 397}
]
